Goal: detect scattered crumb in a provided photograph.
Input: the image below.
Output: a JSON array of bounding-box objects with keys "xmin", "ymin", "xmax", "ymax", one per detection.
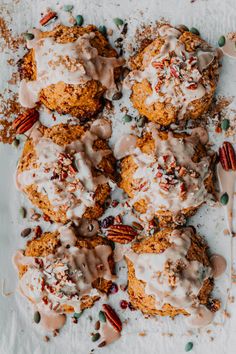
[{"xmin": 138, "ymin": 331, "xmax": 146, "ymax": 337}]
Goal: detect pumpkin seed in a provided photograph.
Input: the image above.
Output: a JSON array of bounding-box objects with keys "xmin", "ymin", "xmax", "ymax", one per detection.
[
  {"xmin": 73, "ymin": 311, "xmax": 83, "ymax": 319},
  {"xmin": 113, "ymin": 18, "xmax": 124, "ymax": 27},
  {"xmin": 34, "ymin": 311, "xmax": 41, "ymax": 324},
  {"xmin": 12, "ymin": 138, "xmax": 20, "ymax": 148},
  {"xmin": 91, "ymin": 333, "xmax": 100, "ymax": 342},
  {"xmin": 75, "ymin": 15, "xmax": 84, "ymax": 26},
  {"xmin": 112, "ymin": 91, "xmax": 122, "ymax": 100},
  {"xmin": 218, "ymin": 35, "xmax": 226, "ymax": 47},
  {"xmin": 220, "ymin": 192, "xmax": 229, "ymax": 205},
  {"xmin": 21, "ymin": 228, "xmax": 31, "ymax": 238},
  {"xmin": 94, "ymin": 320, "xmax": 100, "ymax": 330},
  {"xmin": 190, "ymin": 27, "xmax": 200, "ymax": 35},
  {"xmin": 98, "ymin": 310, "xmax": 106, "ymax": 322},
  {"xmin": 98, "ymin": 25, "xmax": 107, "ymax": 36},
  {"xmin": 176, "ymin": 24, "xmax": 189, "ymax": 32},
  {"xmin": 98, "ymin": 341, "xmax": 106, "ymax": 348},
  {"xmin": 185, "ymin": 342, "xmax": 193, "ymax": 352},
  {"xmin": 109, "ymin": 240, "xmax": 115, "ymax": 251},
  {"xmin": 123, "ymin": 114, "xmax": 132, "ymax": 123},
  {"xmin": 19, "ymin": 206, "xmax": 26, "ymax": 218},
  {"xmin": 23, "ymin": 32, "xmax": 34, "ymax": 40},
  {"xmin": 63, "ymin": 5, "xmax": 74, "ymax": 12},
  {"xmin": 132, "ymin": 221, "xmax": 144, "ymax": 230},
  {"xmin": 221, "ymin": 118, "xmax": 230, "ymax": 131}
]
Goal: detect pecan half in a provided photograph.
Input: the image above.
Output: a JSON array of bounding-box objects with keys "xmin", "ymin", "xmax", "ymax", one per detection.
[
  {"xmin": 102, "ymin": 304, "xmax": 122, "ymax": 332},
  {"xmin": 40, "ymin": 11, "xmax": 57, "ymax": 26},
  {"xmin": 12, "ymin": 109, "xmax": 39, "ymax": 134},
  {"xmin": 219, "ymin": 141, "xmax": 236, "ymax": 171},
  {"xmin": 107, "ymin": 224, "xmax": 138, "ymax": 244}
]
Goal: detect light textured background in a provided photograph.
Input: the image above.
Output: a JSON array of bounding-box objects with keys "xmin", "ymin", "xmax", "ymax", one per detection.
[{"xmin": 0, "ymin": 0, "xmax": 236, "ymax": 353}]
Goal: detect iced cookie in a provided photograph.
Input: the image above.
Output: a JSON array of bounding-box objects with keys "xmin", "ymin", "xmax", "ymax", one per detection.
[
  {"xmin": 119, "ymin": 124, "xmax": 215, "ymax": 226},
  {"xmin": 18, "ymin": 25, "xmax": 123, "ymax": 119},
  {"xmin": 125, "ymin": 24, "xmax": 221, "ymax": 125},
  {"xmin": 126, "ymin": 227, "xmax": 221, "ymax": 325},
  {"xmin": 16, "ymin": 122, "xmax": 116, "ymax": 223},
  {"xmin": 14, "ymin": 226, "xmax": 115, "ymax": 331}
]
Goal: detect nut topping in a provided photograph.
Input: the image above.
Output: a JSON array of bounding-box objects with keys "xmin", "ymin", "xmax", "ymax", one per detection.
[
  {"xmin": 219, "ymin": 141, "xmax": 236, "ymax": 171},
  {"xmin": 12, "ymin": 109, "xmax": 39, "ymax": 134},
  {"xmin": 107, "ymin": 224, "xmax": 138, "ymax": 244},
  {"xmin": 102, "ymin": 304, "xmax": 122, "ymax": 332},
  {"xmin": 40, "ymin": 11, "xmax": 57, "ymax": 26}
]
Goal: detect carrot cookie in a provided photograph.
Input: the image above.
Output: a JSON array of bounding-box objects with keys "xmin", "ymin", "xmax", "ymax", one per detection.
[
  {"xmin": 125, "ymin": 24, "xmax": 221, "ymax": 126},
  {"xmin": 16, "ymin": 121, "xmax": 116, "ymax": 223},
  {"xmin": 126, "ymin": 227, "xmax": 221, "ymax": 325},
  {"xmin": 18, "ymin": 25, "xmax": 123, "ymax": 119},
  {"xmin": 118, "ymin": 124, "xmax": 215, "ymax": 226},
  {"xmin": 13, "ymin": 226, "xmax": 115, "ymax": 331}
]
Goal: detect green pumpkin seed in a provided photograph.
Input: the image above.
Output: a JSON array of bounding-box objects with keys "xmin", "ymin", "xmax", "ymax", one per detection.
[
  {"xmin": 218, "ymin": 35, "xmax": 226, "ymax": 47},
  {"xmin": 63, "ymin": 5, "xmax": 74, "ymax": 12},
  {"xmin": 221, "ymin": 119, "xmax": 230, "ymax": 131},
  {"xmin": 73, "ymin": 311, "xmax": 83, "ymax": 319},
  {"xmin": 34, "ymin": 311, "xmax": 41, "ymax": 324},
  {"xmin": 98, "ymin": 25, "xmax": 107, "ymax": 36},
  {"xmin": 12, "ymin": 138, "xmax": 20, "ymax": 148},
  {"xmin": 190, "ymin": 27, "xmax": 200, "ymax": 36},
  {"xmin": 113, "ymin": 18, "xmax": 124, "ymax": 27},
  {"xmin": 185, "ymin": 342, "xmax": 193, "ymax": 352},
  {"xmin": 220, "ymin": 192, "xmax": 229, "ymax": 205},
  {"xmin": 75, "ymin": 15, "xmax": 84, "ymax": 26},
  {"xmin": 23, "ymin": 32, "xmax": 34, "ymax": 40},
  {"xmin": 109, "ymin": 240, "xmax": 115, "ymax": 251},
  {"xmin": 123, "ymin": 114, "xmax": 132, "ymax": 123},
  {"xmin": 91, "ymin": 333, "xmax": 100, "ymax": 342},
  {"xmin": 98, "ymin": 310, "xmax": 106, "ymax": 322},
  {"xmin": 19, "ymin": 206, "xmax": 26, "ymax": 218}
]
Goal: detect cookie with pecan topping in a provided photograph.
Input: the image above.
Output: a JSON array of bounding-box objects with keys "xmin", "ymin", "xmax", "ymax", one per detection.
[
  {"xmin": 125, "ymin": 24, "xmax": 221, "ymax": 126},
  {"xmin": 120, "ymin": 126, "xmax": 216, "ymax": 227},
  {"xmin": 16, "ymin": 123, "xmax": 116, "ymax": 223},
  {"xmin": 126, "ymin": 227, "xmax": 220, "ymax": 319},
  {"xmin": 18, "ymin": 25, "xmax": 123, "ymax": 119}
]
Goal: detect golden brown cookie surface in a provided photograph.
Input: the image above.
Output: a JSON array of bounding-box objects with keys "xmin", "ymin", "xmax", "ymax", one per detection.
[
  {"xmin": 19, "ymin": 25, "xmax": 122, "ymax": 119},
  {"xmin": 126, "ymin": 227, "xmax": 218, "ymax": 318},
  {"xmin": 126, "ymin": 25, "xmax": 220, "ymax": 125},
  {"xmin": 17, "ymin": 123, "xmax": 116, "ymax": 223},
  {"xmin": 120, "ymin": 127, "xmax": 216, "ymax": 227},
  {"xmin": 15, "ymin": 230, "xmax": 115, "ymax": 313}
]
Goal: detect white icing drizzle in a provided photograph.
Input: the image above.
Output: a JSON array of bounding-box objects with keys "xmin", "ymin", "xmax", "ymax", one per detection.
[
  {"xmin": 124, "ymin": 124, "xmax": 212, "ymax": 220},
  {"xmin": 217, "ymin": 163, "xmax": 236, "ymax": 231},
  {"xmin": 125, "ymin": 25, "xmax": 218, "ymax": 119},
  {"xmin": 16, "ymin": 124, "xmax": 111, "ymax": 221},
  {"xmin": 13, "ymin": 227, "xmax": 114, "ymax": 330},
  {"xmin": 126, "ymin": 228, "xmax": 214, "ymax": 327},
  {"xmin": 100, "ymin": 322, "xmax": 121, "ymax": 345},
  {"xmin": 90, "ymin": 118, "xmax": 112, "ymax": 140},
  {"xmin": 113, "ymin": 134, "xmax": 138, "ymax": 160},
  {"xmin": 210, "ymin": 254, "xmax": 227, "ymax": 278},
  {"xmin": 19, "ymin": 29, "xmax": 124, "ymax": 107},
  {"xmin": 221, "ymin": 33, "xmax": 236, "ymax": 59}
]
